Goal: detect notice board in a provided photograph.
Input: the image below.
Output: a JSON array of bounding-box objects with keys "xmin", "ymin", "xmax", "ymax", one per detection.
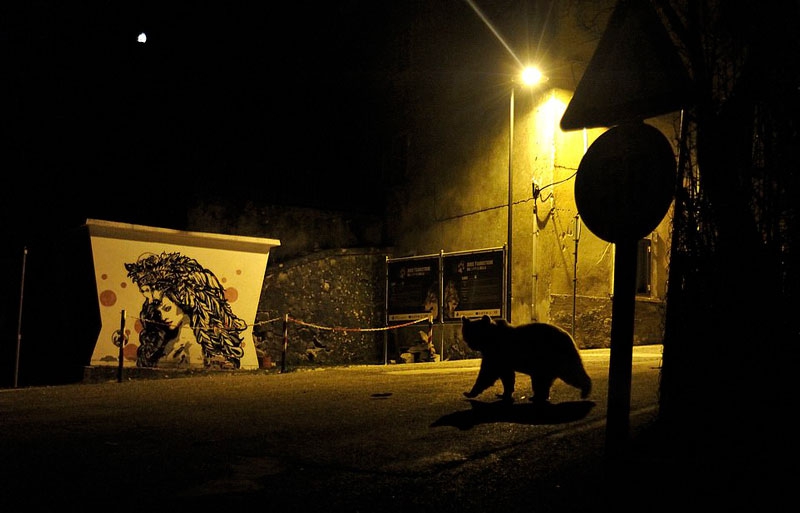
[
  {"xmin": 385, "ymin": 254, "xmax": 440, "ymax": 324},
  {"xmin": 441, "ymin": 248, "xmax": 504, "ymax": 322},
  {"xmin": 386, "ymin": 247, "xmax": 505, "ymax": 325}
]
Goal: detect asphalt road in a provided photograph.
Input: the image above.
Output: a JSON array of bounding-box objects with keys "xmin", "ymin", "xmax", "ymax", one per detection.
[{"xmin": 1, "ymin": 346, "xmax": 665, "ymax": 512}]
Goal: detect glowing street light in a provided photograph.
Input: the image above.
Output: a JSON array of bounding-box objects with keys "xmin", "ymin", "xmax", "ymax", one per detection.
[
  {"xmin": 521, "ymin": 66, "xmax": 543, "ymax": 86},
  {"xmin": 507, "ymin": 66, "xmax": 544, "ymax": 322}
]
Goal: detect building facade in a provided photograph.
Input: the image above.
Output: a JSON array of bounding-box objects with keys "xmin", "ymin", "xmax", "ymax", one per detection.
[
  {"xmin": 382, "ymin": 1, "xmax": 675, "ymax": 351},
  {"xmin": 193, "ymin": 1, "xmax": 677, "ymax": 366}
]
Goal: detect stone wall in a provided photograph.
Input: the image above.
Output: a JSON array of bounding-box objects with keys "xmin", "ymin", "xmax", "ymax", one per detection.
[
  {"xmin": 550, "ymin": 294, "xmax": 665, "ymax": 349},
  {"xmin": 253, "ymin": 248, "xmax": 389, "ymax": 369}
]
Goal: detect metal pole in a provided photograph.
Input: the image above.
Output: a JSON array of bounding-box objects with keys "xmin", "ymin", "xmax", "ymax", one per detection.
[
  {"xmin": 14, "ymin": 246, "xmax": 28, "ymax": 388},
  {"xmin": 117, "ymin": 310, "xmax": 125, "ymax": 383},
  {"xmin": 605, "ymin": 238, "xmax": 638, "ymax": 460},
  {"xmin": 438, "ymin": 249, "xmax": 444, "ymax": 359},
  {"xmin": 384, "ymin": 256, "xmax": 389, "ymax": 365},
  {"xmin": 572, "ymin": 214, "xmax": 580, "ymax": 338},
  {"xmin": 531, "ymin": 188, "xmax": 539, "ymax": 322},
  {"xmin": 506, "ymin": 87, "xmax": 514, "ymax": 323},
  {"xmin": 383, "ymin": 331, "xmax": 388, "ymax": 366},
  {"xmin": 281, "ymin": 313, "xmax": 289, "ymax": 373},
  {"xmin": 427, "ymin": 315, "xmax": 434, "ymax": 361}
]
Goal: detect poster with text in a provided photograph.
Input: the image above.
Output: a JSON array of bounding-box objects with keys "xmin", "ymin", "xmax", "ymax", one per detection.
[
  {"xmin": 442, "ymin": 248, "xmax": 504, "ymax": 322},
  {"xmin": 386, "ymin": 255, "xmax": 440, "ymax": 324}
]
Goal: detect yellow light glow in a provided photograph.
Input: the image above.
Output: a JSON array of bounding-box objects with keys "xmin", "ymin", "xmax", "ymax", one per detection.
[
  {"xmin": 520, "ymin": 66, "xmax": 543, "ymax": 86},
  {"xmin": 542, "ymin": 93, "xmax": 567, "ymax": 121}
]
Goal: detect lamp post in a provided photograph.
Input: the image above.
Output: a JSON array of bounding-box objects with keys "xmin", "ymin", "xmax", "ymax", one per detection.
[
  {"xmin": 507, "ymin": 66, "xmax": 543, "ymax": 323},
  {"xmin": 507, "ymin": 86, "xmax": 515, "ymax": 323}
]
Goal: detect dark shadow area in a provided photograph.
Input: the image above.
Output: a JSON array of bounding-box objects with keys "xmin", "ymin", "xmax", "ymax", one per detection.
[
  {"xmin": 11, "ymin": 225, "xmax": 100, "ymax": 387},
  {"xmin": 430, "ymin": 399, "xmax": 595, "ymax": 430}
]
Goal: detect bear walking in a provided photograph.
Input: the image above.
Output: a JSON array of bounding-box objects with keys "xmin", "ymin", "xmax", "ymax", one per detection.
[{"xmin": 461, "ymin": 315, "xmax": 591, "ymax": 404}]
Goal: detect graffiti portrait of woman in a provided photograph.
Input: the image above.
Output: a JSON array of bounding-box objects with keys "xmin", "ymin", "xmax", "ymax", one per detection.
[{"xmin": 124, "ymin": 252, "xmax": 247, "ymax": 369}]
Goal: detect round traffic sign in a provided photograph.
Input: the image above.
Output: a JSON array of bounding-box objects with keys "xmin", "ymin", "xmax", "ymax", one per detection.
[{"xmin": 574, "ymin": 122, "xmax": 676, "ymax": 242}]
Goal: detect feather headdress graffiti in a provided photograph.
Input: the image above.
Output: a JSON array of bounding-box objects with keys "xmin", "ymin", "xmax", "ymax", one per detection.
[{"xmin": 125, "ymin": 252, "xmax": 246, "ymax": 369}]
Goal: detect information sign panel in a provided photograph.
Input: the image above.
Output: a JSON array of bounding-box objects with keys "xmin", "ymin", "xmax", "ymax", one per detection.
[
  {"xmin": 441, "ymin": 249, "xmax": 504, "ymax": 322},
  {"xmin": 386, "ymin": 255, "xmax": 440, "ymax": 324}
]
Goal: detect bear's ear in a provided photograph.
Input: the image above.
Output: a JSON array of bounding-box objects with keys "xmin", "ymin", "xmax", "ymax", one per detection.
[
  {"xmin": 481, "ymin": 315, "xmax": 492, "ymax": 323},
  {"xmin": 461, "ymin": 316, "xmax": 469, "ymax": 326}
]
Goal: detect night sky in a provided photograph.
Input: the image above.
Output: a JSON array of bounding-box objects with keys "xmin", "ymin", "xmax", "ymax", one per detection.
[{"xmin": 3, "ymin": 2, "xmax": 397, "ymax": 243}]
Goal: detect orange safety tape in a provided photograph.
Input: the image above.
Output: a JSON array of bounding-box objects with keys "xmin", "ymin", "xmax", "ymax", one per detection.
[
  {"xmin": 121, "ymin": 312, "xmax": 428, "ymax": 332},
  {"xmin": 287, "ymin": 315, "xmax": 431, "ymax": 332}
]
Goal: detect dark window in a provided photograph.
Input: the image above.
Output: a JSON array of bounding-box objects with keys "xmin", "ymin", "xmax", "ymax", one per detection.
[{"xmin": 636, "ymin": 238, "xmax": 652, "ymax": 296}]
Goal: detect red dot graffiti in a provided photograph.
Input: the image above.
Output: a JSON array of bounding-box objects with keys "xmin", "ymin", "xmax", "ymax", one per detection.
[
  {"xmin": 99, "ymin": 289, "xmax": 117, "ymax": 307},
  {"xmin": 225, "ymin": 287, "xmax": 239, "ymax": 303}
]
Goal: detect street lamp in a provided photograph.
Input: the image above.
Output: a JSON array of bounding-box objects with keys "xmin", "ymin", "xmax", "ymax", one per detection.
[{"xmin": 507, "ymin": 66, "xmax": 544, "ymax": 323}]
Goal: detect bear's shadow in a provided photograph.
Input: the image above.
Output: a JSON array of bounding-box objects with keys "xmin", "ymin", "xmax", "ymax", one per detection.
[{"xmin": 430, "ymin": 399, "xmax": 595, "ymax": 430}]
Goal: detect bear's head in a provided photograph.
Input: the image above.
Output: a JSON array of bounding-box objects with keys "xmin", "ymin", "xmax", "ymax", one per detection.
[{"xmin": 461, "ymin": 315, "xmax": 495, "ymax": 351}]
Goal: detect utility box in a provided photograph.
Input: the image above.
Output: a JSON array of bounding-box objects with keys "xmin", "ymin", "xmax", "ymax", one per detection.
[{"xmin": 86, "ymin": 219, "xmax": 280, "ymax": 370}]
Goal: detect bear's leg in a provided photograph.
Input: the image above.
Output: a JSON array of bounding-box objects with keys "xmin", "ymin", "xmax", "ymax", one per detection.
[
  {"xmin": 530, "ymin": 374, "xmax": 555, "ymax": 404},
  {"xmin": 498, "ymin": 369, "xmax": 515, "ymax": 401},
  {"xmin": 560, "ymin": 364, "xmax": 592, "ymax": 399},
  {"xmin": 464, "ymin": 363, "xmax": 499, "ymax": 399}
]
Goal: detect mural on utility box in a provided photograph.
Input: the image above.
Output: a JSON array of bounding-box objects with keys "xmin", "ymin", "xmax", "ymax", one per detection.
[
  {"xmin": 88, "ymin": 218, "xmax": 280, "ymax": 371},
  {"xmin": 125, "ymin": 252, "xmax": 246, "ymax": 369}
]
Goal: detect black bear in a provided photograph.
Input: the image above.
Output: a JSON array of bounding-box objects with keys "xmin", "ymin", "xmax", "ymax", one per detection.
[{"xmin": 461, "ymin": 315, "xmax": 591, "ymax": 404}]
